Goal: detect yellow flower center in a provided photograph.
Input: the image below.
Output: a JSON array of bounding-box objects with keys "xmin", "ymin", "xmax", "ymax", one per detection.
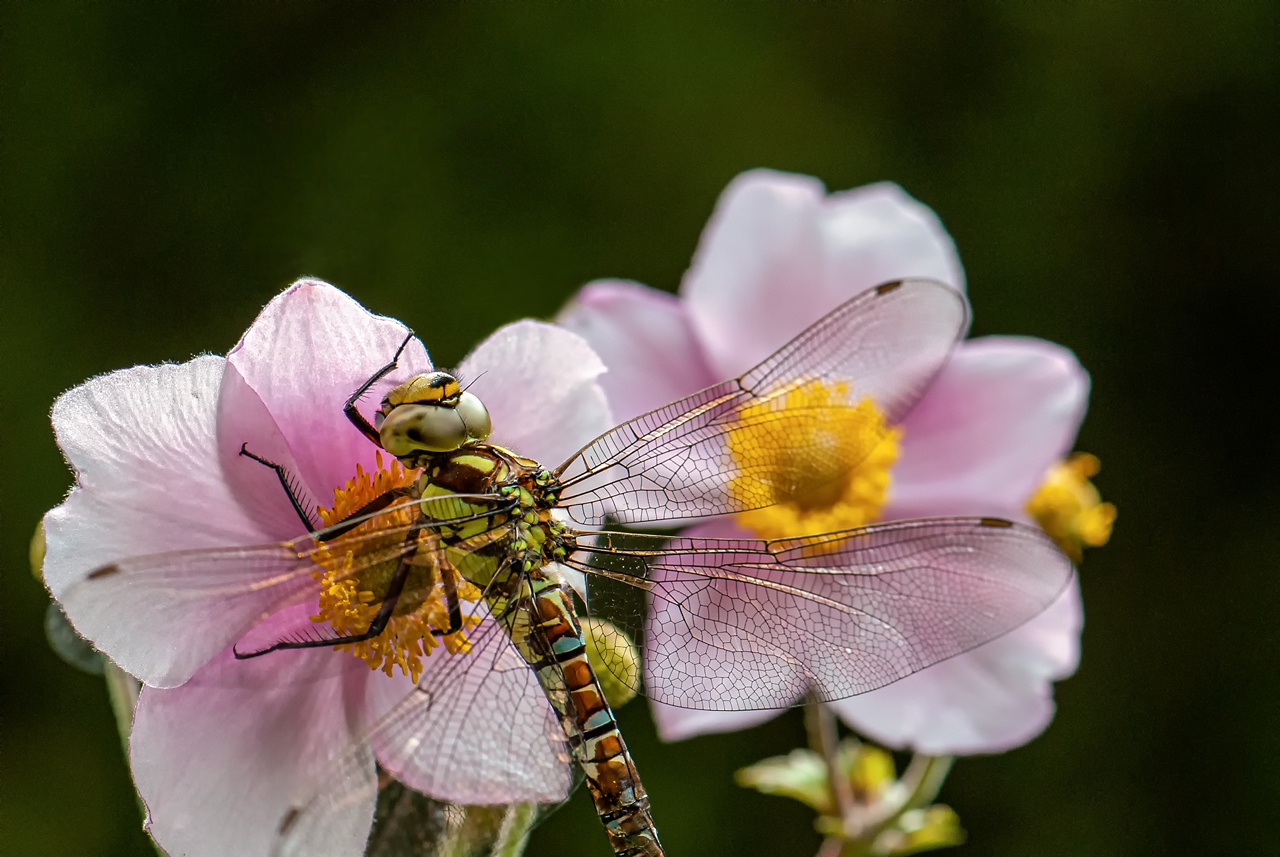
[
  {"xmin": 728, "ymin": 380, "xmax": 901, "ymax": 541},
  {"xmin": 311, "ymin": 451, "xmax": 482, "ymax": 683},
  {"xmin": 1025, "ymin": 452, "xmax": 1117, "ymax": 563}
]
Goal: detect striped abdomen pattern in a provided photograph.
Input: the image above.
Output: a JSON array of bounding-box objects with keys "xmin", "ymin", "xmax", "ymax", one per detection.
[{"xmin": 502, "ymin": 571, "xmax": 663, "ymax": 857}]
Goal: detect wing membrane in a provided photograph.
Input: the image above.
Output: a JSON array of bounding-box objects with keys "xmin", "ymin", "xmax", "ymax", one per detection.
[
  {"xmin": 569, "ymin": 517, "xmax": 1072, "ymax": 710},
  {"xmin": 273, "ymin": 617, "xmax": 573, "ymax": 857},
  {"xmin": 554, "ymin": 279, "xmax": 968, "ymax": 526},
  {"xmin": 58, "ymin": 494, "xmax": 515, "ymax": 681}
]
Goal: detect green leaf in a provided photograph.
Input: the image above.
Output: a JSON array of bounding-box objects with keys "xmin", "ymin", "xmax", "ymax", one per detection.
[
  {"xmin": 736, "ymin": 748, "xmax": 833, "ymax": 814},
  {"xmin": 879, "ymin": 805, "xmax": 966, "ymax": 856}
]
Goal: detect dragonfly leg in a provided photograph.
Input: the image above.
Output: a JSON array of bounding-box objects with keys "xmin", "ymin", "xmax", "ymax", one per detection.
[
  {"xmin": 234, "ymin": 528, "xmax": 420, "ymax": 658},
  {"xmin": 238, "ymin": 443, "xmax": 318, "ymax": 532},
  {"xmin": 430, "ymin": 567, "xmax": 463, "ymax": 637},
  {"xmin": 344, "ymin": 331, "xmax": 415, "ymax": 446},
  {"xmin": 317, "ymin": 488, "xmax": 409, "ymax": 540}
]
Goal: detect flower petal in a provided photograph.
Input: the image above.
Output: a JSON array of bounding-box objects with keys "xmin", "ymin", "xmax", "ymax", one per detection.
[
  {"xmin": 684, "ymin": 169, "xmax": 965, "ymax": 379},
  {"xmin": 557, "ymin": 279, "xmax": 717, "ymax": 423},
  {"xmin": 44, "ymin": 356, "xmax": 276, "ymax": 686},
  {"xmin": 457, "ymin": 320, "xmax": 612, "ymax": 467},
  {"xmin": 216, "ymin": 361, "xmax": 321, "ymax": 541},
  {"xmin": 130, "ymin": 608, "xmax": 378, "ymax": 857},
  {"xmin": 888, "ymin": 337, "xmax": 1090, "ymax": 522},
  {"xmin": 830, "ymin": 579, "xmax": 1082, "ymax": 754},
  {"xmin": 222, "ymin": 279, "xmax": 431, "ymax": 516}
]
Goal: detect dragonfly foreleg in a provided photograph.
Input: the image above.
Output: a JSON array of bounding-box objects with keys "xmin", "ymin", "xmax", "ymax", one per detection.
[
  {"xmin": 234, "ymin": 527, "xmax": 421, "ymax": 659},
  {"xmin": 344, "ymin": 331, "xmax": 415, "ymax": 446},
  {"xmin": 316, "ymin": 488, "xmax": 410, "ymax": 541},
  {"xmin": 238, "ymin": 443, "xmax": 318, "ymax": 532},
  {"xmin": 429, "ymin": 565, "xmax": 463, "ymax": 637}
]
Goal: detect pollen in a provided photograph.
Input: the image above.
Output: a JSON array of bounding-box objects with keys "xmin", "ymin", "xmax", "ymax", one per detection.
[
  {"xmin": 310, "ymin": 451, "xmax": 482, "ymax": 683},
  {"xmin": 1025, "ymin": 452, "xmax": 1117, "ymax": 563},
  {"xmin": 729, "ymin": 380, "xmax": 901, "ymax": 542}
]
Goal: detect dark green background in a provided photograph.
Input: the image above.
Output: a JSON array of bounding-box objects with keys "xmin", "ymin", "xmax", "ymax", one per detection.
[{"xmin": 4, "ymin": 3, "xmax": 1279, "ymax": 856}]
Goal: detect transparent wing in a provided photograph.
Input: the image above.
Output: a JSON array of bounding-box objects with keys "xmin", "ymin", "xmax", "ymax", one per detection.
[
  {"xmin": 273, "ymin": 616, "xmax": 574, "ymax": 857},
  {"xmin": 59, "ymin": 494, "xmax": 516, "ymax": 665},
  {"xmin": 553, "ymin": 279, "xmax": 969, "ymax": 526},
  {"xmin": 232, "ymin": 517, "xmax": 524, "ymax": 657},
  {"xmin": 568, "ymin": 517, "xmax": 1072, "ymax": 710}
]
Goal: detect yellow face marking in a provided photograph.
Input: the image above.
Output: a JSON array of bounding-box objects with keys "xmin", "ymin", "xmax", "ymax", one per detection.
[{"xmin": 385, "ymin": 372, "xmax": 462, "ymax": 407}]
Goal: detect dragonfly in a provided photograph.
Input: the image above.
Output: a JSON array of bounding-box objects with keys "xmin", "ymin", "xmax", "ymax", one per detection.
[{"xmin": 71, "ymin": 278, "xmax": 1073, "ymax": 857}]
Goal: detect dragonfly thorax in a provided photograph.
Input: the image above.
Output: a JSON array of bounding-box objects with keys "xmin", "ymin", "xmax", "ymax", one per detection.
[
  {"xmin": 413, "ymin": 445, "xmax": 569, "ymax": 590},
  {"xmin": 375, "ymin": 371, "xmax": 493, "ymax": 462}
]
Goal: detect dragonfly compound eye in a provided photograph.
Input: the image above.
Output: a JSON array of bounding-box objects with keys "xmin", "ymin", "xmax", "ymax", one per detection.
[
  {"xmin": 454, "ymin": 391, "xmax": 492, "ymax": 442},
  {"xmin": 379, "ymin": 404, "xmax": 469, "ymax": 454}
]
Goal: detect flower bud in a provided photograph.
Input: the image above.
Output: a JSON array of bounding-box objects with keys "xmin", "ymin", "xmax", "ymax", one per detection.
[{"xmin": 580, "ymin": 617, "xmax": 639, "ymax": 708}]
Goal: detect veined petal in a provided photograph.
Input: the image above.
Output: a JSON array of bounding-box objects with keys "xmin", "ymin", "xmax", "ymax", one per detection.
[
  {"xmin": 216, "ymin": 361, "xmax": 321, "ymax": 541},
  {"xmin": 829, "ymin": 579, "xmax": 1082, "ymax": 755},
  {"xmin": 684, "ymin": 169, "xmax": 965, "ymax": 379},
  {"xmin": 458, "ymin": 320, "xmax": 612, "ymax": 467},
  {"xmin": 44, "ymin": 357, "xmax": 274, "ymax": 686},
  {"xmin": 223, "ymin": 279, "xmax": 431, "ymax": 511},
  {"xmin": 131, "ymin": 607, "xmax": 378, "ymax": 857},
  {"xmin": 888, "ymin": 337, "xmax": 1090, "ymax": 522},
  {"xmin": 821, "ymin": 181, "xmax": 965, "ymax": 292},
  {"xmin": 557, "ymin": 279, "xmax": 716, "ymax": 423}
]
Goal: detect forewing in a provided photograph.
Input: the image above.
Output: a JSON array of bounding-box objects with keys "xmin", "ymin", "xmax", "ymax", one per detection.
[
  {"xmin": 273, "ymin": 617, "xmax": 573, "ymax": 857},
  {"xmin": 572, "ymin": 518, "xmax": 1072, "ymax": 710},
  {"xmin": 59, "ymin": 495, "xmax": 513, "ymax": 681},
  {"xmin": 554, "ymin": 279, "xmax": 968, "ymax": 526},
  {"xmin": 58, "ymin": 539, "xmax": 356, "ymax": 685}
]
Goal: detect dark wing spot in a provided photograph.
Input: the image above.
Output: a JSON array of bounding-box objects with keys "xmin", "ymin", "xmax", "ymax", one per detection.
[
  {"xmin": 875, "ymin": 280, "xmax": 904, "ymax": 295},
  {"xmin": 979, "ymin": 517, "xmax": 1015, "ymax": 528},
  {"xmin": 278, "ymin": 806, "xmax": 300, "ymax": 834},
  {"xmin": 87, "ymin": 564, "xmax": 119, "ymax": 579}
]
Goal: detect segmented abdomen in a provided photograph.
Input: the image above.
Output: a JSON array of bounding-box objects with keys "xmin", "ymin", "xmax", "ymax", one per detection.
[{"xmin": 497, "ymin": 571, "xmax": 663, "ymax": 857}]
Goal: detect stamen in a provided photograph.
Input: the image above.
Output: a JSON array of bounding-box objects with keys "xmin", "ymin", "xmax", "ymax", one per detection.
[
  {"xmin": 1026, "ymin": 452, "xmax": 1117, "ymax": 563},
  {"xmin": 729, "ymin": 380, "xmax": 901, "ymax": 542},
  {"xmin": 310, "ymin": 452, "xmax": 482, "ymax": 682}
]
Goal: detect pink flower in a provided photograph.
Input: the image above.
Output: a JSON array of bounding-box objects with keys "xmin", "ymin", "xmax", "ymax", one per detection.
[
  {"xmin": 558, "ymin": 169, "xmax": 1087, "ymax": 755},
  {"xmin": 43, "ymin": 281, "xmax": 612, "ymax": 857}
]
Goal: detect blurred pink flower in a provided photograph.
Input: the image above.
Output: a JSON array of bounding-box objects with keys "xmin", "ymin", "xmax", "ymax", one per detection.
[
  {"xmin": 559, "ymin": 169, "xmax": 1087, "ymax": 755},
  {"xmin": 43, "ymin": 280, "xmax": 611, "ymax": 857}
]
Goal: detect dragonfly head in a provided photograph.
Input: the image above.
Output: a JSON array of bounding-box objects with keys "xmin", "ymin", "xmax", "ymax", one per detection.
[{"xmin": 375, "ymin": 371, "xmax": 493, "ymax": 457}]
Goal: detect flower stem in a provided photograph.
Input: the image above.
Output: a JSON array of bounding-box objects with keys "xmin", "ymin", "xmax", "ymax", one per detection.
[
  {"xmin": 103, "ymin": 660, "xmax": 140, "ymax": 755},
  {"xmin": 805, "ymin": 700, "xmax": 856, "ymax": 853},
  {"xmin": 801, "ymin": 698, "xmax": 956, "ymax": 857},
  {"xmin": 489, "ymin": 802, "xmax": 538, "ymax": 857},
  {"xmin": 851, "ymin": 753, "xmax": 954, "ymax": 856},
  {"xmin": 102, "ymin": 661, "xmax": 168, "ymax": 856}
]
